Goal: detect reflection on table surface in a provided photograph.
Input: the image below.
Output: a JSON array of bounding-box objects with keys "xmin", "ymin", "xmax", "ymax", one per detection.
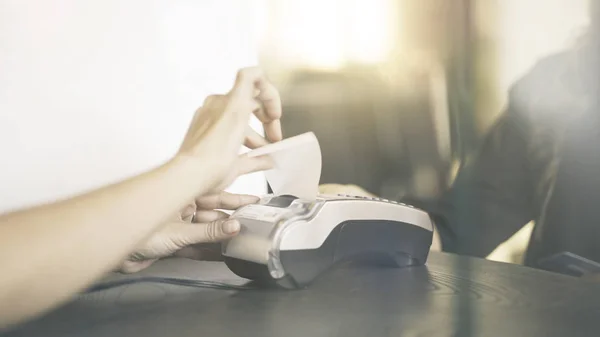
[{"xmin": 6, "ymin": 252, "xmax": 600, "ymax": 337}]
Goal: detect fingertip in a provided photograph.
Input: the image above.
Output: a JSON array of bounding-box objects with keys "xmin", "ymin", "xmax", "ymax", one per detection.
[
  {"xmin": 252, "ymin": 155, "xmax": 275, "ymax": 172},
  {"xmin": 180, "ymin": 203, "xmax": 197, "ymax": 222},
  {"xmin": 228, "ymin": 192, "xmax": 260, "ymax": 207},
  {"xmin": 244, "ymin": 133, "xmax": 269, "ymax": 149},
  {"xmin": 223, "ymin": 219, "xmax": 241, "ymax": 235},
  {"xmin": 239, "ymin": 193, "xmax": 260, "ymax": 204}
]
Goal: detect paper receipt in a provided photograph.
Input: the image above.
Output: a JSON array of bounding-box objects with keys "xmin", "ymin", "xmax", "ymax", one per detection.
[{"xmin": 247, "ymin": 132, "xmax": 322, "ymax": 200}]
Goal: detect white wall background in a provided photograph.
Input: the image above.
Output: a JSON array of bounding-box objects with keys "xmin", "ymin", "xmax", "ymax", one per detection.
[
  {"xmin": 0, "ymin": 0, "xmax": 268, "ymax": 213},
  {"xmin": 496, "ymin": 0, "xmax": 590, "ymax": 101}
]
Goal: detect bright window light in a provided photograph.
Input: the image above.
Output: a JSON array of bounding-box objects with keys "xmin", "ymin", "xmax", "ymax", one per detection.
[{"xmin": 264, "ymin": 0, "xmax": 397, "ymax": 70}]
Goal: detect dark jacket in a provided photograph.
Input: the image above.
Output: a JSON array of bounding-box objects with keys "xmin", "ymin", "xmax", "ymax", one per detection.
[{"xmin": 427, "ymin": 40, "xmax": 600, "ymax": 267}]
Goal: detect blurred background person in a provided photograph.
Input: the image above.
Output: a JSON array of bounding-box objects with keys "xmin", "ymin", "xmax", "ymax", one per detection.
[
  {"xmin": 311, "ymin": 0, "xmax": 597, "ymax": 273},
  {"xmin": 255, "ymin": 0, "xmax": 594, "ymax": 271}
]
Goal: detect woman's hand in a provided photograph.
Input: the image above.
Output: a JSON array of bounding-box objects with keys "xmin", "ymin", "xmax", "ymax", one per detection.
[
  {"xmin": 0, "ymin": 67, "xmax": 283, "ymax": 329},
  {"xmin": 116, "ymin": 192, "xmax": 257, "ymax": 273},
  {"xmin": 177, "ymin": 67, "xmax": 283, "ymax": 192},
  {"xmin": 117, "ymin": 67, "xmax": 283, "ymax": 273}
]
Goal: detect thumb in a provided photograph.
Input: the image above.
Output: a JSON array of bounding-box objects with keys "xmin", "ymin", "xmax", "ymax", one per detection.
[{"xmin": 179, "ymin": 218, "xmax": 241, "ymax": 245}]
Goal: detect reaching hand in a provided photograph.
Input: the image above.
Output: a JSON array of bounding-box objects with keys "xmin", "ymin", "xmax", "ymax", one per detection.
[
  {"xmin": 116, "ymin": 192, "xmax": 258, "ymax": 273},
  {"xmin": 118, "ymin": 68, "xmax": 283, "ymax": 273},
  {"xmin": 176, "ymin": 67, "xmax": 283, "ymax": 192}
]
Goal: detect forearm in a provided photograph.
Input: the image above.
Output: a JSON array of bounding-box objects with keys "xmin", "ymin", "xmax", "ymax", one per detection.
[{"xmin": 0, "ymin": 155, "xmax": 216, "ymax": 329}]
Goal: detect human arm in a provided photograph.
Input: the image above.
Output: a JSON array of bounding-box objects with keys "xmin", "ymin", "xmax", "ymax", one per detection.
[
  {"xmin": 318, "ymin": 90, "xmax": 536, "ymax": 257},
  {"xmin": 318, "ymin": 110, "xmax": 533, "ymax": 257},
  {"xmin": 0, "ymin": 67, "xmax": 282, "ymax": 329},
  {"xmin": 0, "ymin": 155, "xmax": 222, "ymax": 326},
  {"xmin": 426, "ymin": 111, "xmax": 536, "ymax": 257}
]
